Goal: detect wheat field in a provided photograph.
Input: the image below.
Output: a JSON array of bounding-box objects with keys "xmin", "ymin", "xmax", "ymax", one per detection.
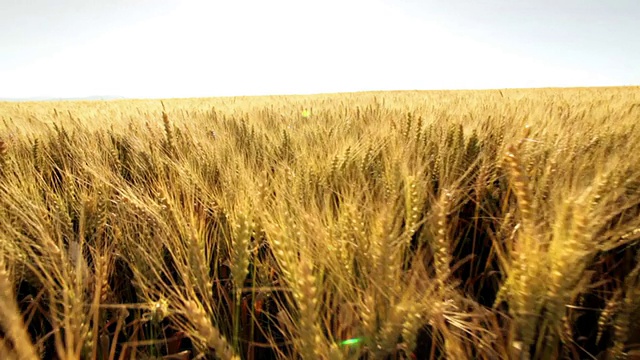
[{"xmin": 0, "ymin": 87, "xmax": 639, "ymax": 360}]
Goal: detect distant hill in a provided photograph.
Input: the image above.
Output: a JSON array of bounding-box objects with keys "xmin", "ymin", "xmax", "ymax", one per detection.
[{"xmin": 0, "ymin": 96, "xmax": 127, "ymax": 102}]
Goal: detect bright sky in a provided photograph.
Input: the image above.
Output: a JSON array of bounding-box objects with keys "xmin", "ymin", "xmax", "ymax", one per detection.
[{"xmin": 1, "ymin": 0, "xmax": 639, "ymax": 99}]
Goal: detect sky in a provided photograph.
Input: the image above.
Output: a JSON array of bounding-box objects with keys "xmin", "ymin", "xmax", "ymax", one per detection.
[{"xmin": 1, "ymin": 0, "xmax": 639, "ymax": 99}]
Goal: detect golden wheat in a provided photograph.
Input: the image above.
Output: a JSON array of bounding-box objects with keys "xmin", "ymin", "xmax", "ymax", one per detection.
[{"xmin": 0, "ymin": 87, "xmax": 638, "ymax": 359}]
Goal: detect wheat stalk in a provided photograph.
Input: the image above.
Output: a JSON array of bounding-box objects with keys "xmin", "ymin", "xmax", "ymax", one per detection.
[{"xmin": 0, "ymin": 257, "xmax": 39, "ymax": 360}]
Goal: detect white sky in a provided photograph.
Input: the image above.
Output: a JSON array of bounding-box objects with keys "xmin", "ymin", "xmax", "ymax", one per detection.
[{"xmin": 1, "ymin": 0, "xmax": 638, "ymax": 99}]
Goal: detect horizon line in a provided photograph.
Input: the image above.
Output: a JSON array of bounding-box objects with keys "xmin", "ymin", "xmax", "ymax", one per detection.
[{"xmin": 1, "ymin": 85, "xmax": 639, "ymax": 102}]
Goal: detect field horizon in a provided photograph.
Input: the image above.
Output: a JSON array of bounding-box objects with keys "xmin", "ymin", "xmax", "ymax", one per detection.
[{"xmin": 2, "ymin": 85, "xmax": 639, "ymax": 103}]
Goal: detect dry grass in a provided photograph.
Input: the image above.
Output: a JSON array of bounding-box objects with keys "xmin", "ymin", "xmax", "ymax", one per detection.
[{"xmin": 0, "ymin": 87, "xmax": 639, "ymax": 359}]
